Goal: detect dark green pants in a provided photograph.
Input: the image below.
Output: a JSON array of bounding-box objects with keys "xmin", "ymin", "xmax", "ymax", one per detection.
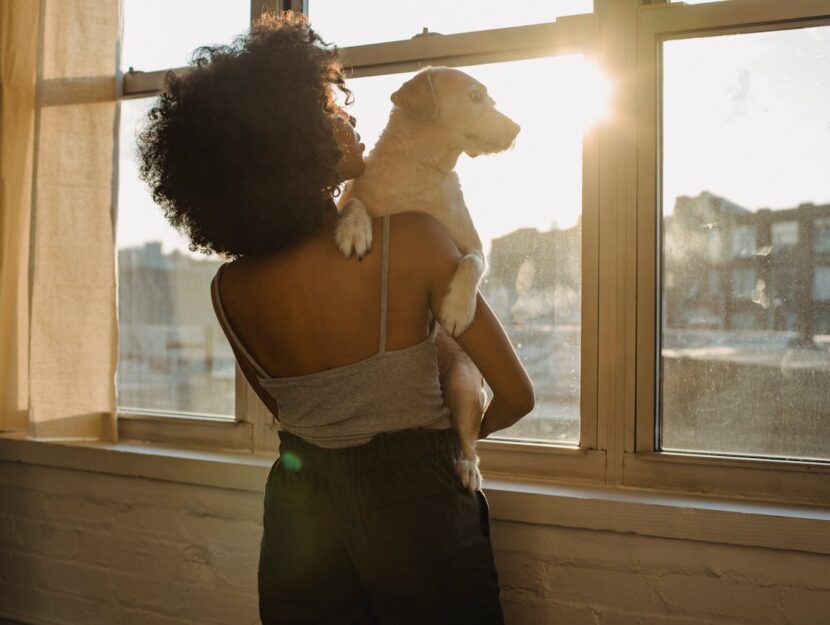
[{"xmin": 258, "ymin": 427, "xmax": 504, "ymax": 625}]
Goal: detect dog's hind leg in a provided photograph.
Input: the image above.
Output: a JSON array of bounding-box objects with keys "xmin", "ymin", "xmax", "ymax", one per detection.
[
  {"xmin": 335, "ymin": 197, "xmax": 373, "ymax": 259},
  {"xmin": 436, "ymin": 330, "xmax": 486, "ymax": 493}
]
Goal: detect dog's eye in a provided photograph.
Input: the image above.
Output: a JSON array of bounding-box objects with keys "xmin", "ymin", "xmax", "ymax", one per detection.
[{"xmin": 469, "ymin": 90, "xmax": 483, "ymax": 103}]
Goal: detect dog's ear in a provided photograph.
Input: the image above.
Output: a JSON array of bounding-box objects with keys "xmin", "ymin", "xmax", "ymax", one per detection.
[{"xmin": 391, "ymin": 70, "xmax": 437, "ymax": 121}]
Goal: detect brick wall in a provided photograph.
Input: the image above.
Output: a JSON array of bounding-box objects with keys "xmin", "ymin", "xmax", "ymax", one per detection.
[
  {"xmin": 1, "ymin": 460, "xmax": 828, "ymax": 625},
  {"xmin": 493, "ymin": 524, "xmax": 830, "ymax": 624}
]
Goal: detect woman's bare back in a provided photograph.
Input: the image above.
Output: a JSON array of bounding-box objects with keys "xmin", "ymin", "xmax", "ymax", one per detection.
[{"xmin": 215, "ymin": 213, "xmax": 433, "ymax": 379}]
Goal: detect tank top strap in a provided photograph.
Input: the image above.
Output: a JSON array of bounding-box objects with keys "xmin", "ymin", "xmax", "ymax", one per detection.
[
  {"xmin": 379, "ymin": 214, "xmax": 390, "ymax": 354},
  {"xmin": 212, "ymin": 263, "xmax": 269, "ymax": 379}
]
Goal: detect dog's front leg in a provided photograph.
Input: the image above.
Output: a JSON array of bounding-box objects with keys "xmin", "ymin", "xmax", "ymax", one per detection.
[
  {"xmin": 335, "ymin": 197, "xmax": 373, "ymax": 259},
  {"xmin": 441, "ymin": 250, "xmax": 486, "ymax": 336},
  {"xmin": 438, "ymin": 205, "xmax": 487, "ymax": 336}
]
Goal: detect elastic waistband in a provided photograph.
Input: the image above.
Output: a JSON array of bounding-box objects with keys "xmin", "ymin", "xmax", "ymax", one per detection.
[{"xmin": 277, "ymin": 427, "xmax": 459, "ymax": 472}]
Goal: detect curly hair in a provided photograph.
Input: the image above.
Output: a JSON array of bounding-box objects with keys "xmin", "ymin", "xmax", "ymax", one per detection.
[{"xmin": 137, "ymin": 11, "xmax": 352, "ymax": 258}]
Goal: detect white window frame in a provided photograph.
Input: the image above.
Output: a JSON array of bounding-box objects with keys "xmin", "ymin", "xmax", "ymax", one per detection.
[{"xmin": 632, "ymin": 0, "xmax": 830, "ymax": 504}]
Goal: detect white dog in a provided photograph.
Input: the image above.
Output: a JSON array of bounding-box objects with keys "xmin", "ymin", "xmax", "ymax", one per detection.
[{"xmin": 336, "ymin": 67, "xmax": 520, "ymax": 492}]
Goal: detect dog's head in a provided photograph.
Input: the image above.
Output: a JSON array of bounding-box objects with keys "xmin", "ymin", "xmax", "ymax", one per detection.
[{"xmin": 390, "ymin": 67, "xmax": 520, "ymax": 158}]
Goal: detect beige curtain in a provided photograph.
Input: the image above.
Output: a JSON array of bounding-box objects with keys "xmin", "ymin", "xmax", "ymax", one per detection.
[
  {"xmin": 1, "ymin": 0, "xmax": 120, "ymax": 440},
  {"xmin": 0, "ymin": 1, "xmax": 38, "ymax": 433}
]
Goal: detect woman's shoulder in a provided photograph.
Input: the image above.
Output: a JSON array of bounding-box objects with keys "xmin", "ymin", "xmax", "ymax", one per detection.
[{"xmin": 388, "ymin": 212, "xmax": 460, "ymax": 262}]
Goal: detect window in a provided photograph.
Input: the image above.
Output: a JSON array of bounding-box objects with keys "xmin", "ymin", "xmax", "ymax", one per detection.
[
  {"xmin": 815, "ymin": 217, "xmax": 830, "ymax": 254},
  {"xmin": 729, "ymin": 268, "xmax": 756, "ymax": 300},
  {"xmin": 706, "ymin": 270, "xmax": 720, "ymax": 296},
  {"xmin": 647, "ymin": 8, "xmax": 830, "ymax": 477},
  {"xmin": 310, "ymin": 2, "xmax": 605, "ymax": 477},
  {"xmin": 730, "ymin": 224, "xmax": 756, "ymax": 258},
  {"xmin": 117, "ymin": 0, "xmax": 830, "ymax": 500},
  {"xmin": 771, "ymin": 220, "xmax": 799, "ymax": 250},
  {"xmin": 117, "ymin": 99, "xmax": 235, "ymax": 419},
  {"xmin": 815, "ymin": 267, "xmax": 830, "ymax": 302},
  {"xmin": 343, "ymin": 54, "xmax": 606, "ymax": 446},
  {"xmin": 117, "ymin": 0, "xmax": 603, "ymax": 465},
  {"xmin": 116, "ymin": 0, "xmax": 255, "ymax": 425}
]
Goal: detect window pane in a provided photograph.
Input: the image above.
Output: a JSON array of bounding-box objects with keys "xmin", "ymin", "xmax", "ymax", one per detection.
[
  {"xmin": 308, "ymin": 0, "xmax": 592, "ymax": 48},
  {"xmin": 117, "ymin": 99, "xmax": 235, "ymax": 417},
  {"xmin": 343, "ymin": 57, "xmax": 608, "ymax": 444},
  {"xmin": 122, "ymin": 0, "xmax": 250, "ymax": 72},
  {"xmin": 661, "ymin": 26, "xmax": 830, "ymax": 461}
]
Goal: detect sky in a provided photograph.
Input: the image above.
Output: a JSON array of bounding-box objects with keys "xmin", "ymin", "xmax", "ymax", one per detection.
[
  {"xmin": 117, "ymin": 2, "xmax": 830, "ymax": 257},
  {"xmin": 663, "ymin": 24, "xmax": 830, "ymax": 215}
]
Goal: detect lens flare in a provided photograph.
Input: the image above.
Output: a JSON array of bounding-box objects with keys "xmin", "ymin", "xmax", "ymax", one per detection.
[{"xmin": 280, "ymin": 452, "xmax": 302, "ymax": 472}]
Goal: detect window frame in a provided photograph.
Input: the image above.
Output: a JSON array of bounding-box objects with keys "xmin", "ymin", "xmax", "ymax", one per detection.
[
  {"xmin": 334, "ymin": 12, "xmax": 604, "ymax": 483},
  {"xmin": 118, "ymin": 0, "xmax": 285, "ymax": 454},
  {"xmin": 117, "ymin": 1, "xmax": 604, "ymax": 481},
  {"xmin": 116, "ymin": 0, "xmax": 830, "ymax": 506},
  {"xmin": 631, "ymin": 0, "xmax": 830, "ymax": 504}
]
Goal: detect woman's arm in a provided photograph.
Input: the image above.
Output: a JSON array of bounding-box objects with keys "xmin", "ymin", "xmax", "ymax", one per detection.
[
  {"xmin": 412, "ymin": 214, "xmax": 536, "ymax": 439},
  {"xmin": 449, "ymin": 293, "xmax": 535, "ymax": 439}
]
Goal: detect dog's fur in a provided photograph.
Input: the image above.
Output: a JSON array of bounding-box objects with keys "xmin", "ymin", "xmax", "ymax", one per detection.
[{"xmin": 336, "ymin": 67, "xmax": 520, "ymax": 492}]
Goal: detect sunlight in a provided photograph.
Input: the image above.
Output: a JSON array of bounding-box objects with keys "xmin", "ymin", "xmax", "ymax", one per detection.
[{"xmin": 551, "ymin": 58, "xmax": 612, "ymax": 133}]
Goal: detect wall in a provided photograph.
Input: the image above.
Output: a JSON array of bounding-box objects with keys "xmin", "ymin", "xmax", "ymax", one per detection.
[{"xmin": 1, "ymin": 458, "xmax": 829, "ymax": 625}]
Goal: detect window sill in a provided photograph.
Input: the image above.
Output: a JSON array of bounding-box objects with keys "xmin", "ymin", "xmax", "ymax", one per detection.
[{"xmin": 0, "ymin": 434, "xmax": 828, "ymax": 556}]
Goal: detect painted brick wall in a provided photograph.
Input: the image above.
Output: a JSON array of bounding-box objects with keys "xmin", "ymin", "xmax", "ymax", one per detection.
[{"xmin": 0, "ymin": 461, "xmax": 828, "ymax": 625}]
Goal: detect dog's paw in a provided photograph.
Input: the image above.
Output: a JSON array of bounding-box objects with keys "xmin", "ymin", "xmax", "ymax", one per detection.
[
  {"xmin": 335, "ymin": 198, "xmax": 373, "ymax": 259},
  {"xmin": 456, "ymin": 457, "xmax": 482, "ymax": 494},
  {"xmin": 438, "ymin": 286, "xmax": 477, "ymax": 336}
]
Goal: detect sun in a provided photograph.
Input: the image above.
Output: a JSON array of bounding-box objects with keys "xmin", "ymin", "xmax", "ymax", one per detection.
[{"xmin": 562, "ymin": 57, "xmax": 612, "ymax": 132}]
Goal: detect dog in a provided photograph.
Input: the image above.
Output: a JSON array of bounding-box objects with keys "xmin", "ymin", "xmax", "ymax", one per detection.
[{"xmin": 335, "ymin": 67, "xmax": 520, "ymax": 492}]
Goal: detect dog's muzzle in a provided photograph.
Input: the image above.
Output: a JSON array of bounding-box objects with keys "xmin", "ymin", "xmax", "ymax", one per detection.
[{"xmin": 464, "ymin": 116, "xmax": 521, "ymax": 157}]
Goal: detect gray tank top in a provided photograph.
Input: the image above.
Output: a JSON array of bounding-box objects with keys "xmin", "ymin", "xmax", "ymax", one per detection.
[{"xmin": 212, "ymin": 215, "xmax": 452, "ymax": 448}]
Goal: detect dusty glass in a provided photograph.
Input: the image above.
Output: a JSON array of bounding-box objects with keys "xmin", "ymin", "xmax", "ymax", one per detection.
[
  {"xmin": 122, "ymin": 0, "xmax": 250, "ymax": 72},
  {"xmin": 308, "ymin": 0, "xmax": 592, "ymax": 48},
  {"xmin": 116, "ymin": 99, "xmax": 235, "ymax": 418},
  {"xmin": 661, "ymin": 26, "xmax": 830, "ymax": 461}
]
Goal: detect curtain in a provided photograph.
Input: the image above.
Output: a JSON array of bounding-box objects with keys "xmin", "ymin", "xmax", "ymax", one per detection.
[
  {"xmin": 1, "ymin": 0, "xmax": 120, "ymax": 440},
  {"xmin": 0, "ymin": 1, "xmax": 38, "ymax": 433}
]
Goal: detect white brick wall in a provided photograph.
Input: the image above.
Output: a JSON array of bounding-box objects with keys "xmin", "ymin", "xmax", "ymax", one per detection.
[
  {"xmin": 0, "ymin": 462, "xmax": 261, "ymax": 625},
  {"xmin": 1, "ymin": 460, "xmax": 828, "ymax": 625},
  {"xmin": 492, "ymin": 523, "xmax": 830, "ymax": 624}
]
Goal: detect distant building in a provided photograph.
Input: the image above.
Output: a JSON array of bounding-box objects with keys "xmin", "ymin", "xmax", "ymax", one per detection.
[
  {"xmin": 118, "ymin": 243, "xmax": 223, "ymax": 325},
  {"xmin": 117, "ymin": 244, "xmax": 235, "ymax": 413},
  {"xmin": 664, "ymin": 191, "xmax": 830, "ymax": 341},
  {"xmin": 485, "ymin": 222, "xmax": 581, "ymax": 325}
]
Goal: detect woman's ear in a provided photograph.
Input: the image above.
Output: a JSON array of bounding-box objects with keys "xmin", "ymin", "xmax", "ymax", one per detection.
[{"xmin": 390, "ymin": 69, "xmax": 437, "ymax": 121}]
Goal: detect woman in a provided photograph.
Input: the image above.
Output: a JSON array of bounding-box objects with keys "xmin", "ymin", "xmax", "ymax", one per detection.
[{"xmin": 138, "ymin": 11, "xmax": 534, "ymax": 625}]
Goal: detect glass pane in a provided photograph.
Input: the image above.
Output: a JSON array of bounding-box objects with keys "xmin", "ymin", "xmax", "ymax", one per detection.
[
  {"xmin": 308, "ymin": 0, "xmax": 592, "ymax": 48},
  {"xmin": 117, "ymin": 99, "xmax": 235, "ymax": 417},
  {"xmin": 343, "ymin": 57, "xmax": 608, "ymax": 444},
  {"xmin": 661, "ymin": 26, "xmax": 830, "ymax": 461},
  {"xmin": 122, "ymin": 0, "xmax": 250, "ymax": 72}
]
